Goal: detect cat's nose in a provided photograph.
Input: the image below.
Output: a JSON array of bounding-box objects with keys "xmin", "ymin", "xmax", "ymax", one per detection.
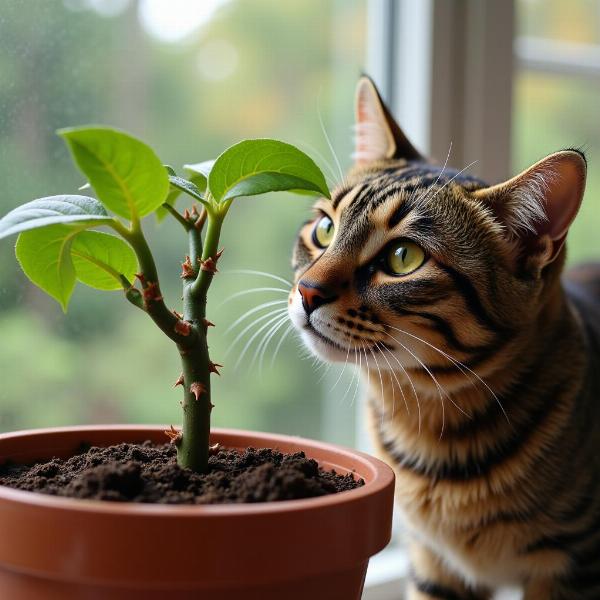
[{"xmin": 297, "ymin": 280, "xmax": 338, "ymax": 315}]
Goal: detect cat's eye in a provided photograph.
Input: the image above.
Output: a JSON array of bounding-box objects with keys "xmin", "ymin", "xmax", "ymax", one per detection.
[
  {"xmin": 386, "ymin": 241, "xmax": 426, "ymax": 276},
  {"xmin": 312, "ymin": 215, "xmax": 335, "ymax": 248}
]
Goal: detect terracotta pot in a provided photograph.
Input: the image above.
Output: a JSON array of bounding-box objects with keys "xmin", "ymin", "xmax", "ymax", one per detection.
[{"xmin": 0, "ymin": 426, "xmax": 395, "ymax": 599}]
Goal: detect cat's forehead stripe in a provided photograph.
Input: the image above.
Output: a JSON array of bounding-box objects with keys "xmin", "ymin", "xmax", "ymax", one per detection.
[
  {"xmin": 337, "ymin": 163, "xmax": 488, "ymax": 221},
  {"xmin": 331, "ymin": 185, "xmax": 355, "ymax": 209},
  {"xmin": 333, "ymin": 183, "xmax": 368, "ymax": 213}
]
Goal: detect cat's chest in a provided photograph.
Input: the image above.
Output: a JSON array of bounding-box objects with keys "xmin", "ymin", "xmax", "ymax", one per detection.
[
  {"xmin": 390, "ymin": 468, "xmax": 529, "ymax": 587},
  {"xmin": 380, "ymin": 434, "xmax": 536, "ymax": 586}
]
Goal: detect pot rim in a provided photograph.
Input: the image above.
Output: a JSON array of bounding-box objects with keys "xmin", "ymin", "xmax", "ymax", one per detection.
[{"xmin": 0, "ymin": 425, "xmax": 394, "ymax": 515}]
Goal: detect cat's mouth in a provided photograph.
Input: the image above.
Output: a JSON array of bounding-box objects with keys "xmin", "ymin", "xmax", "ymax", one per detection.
[
  {"xmin": 303, "ymin": 316, "xmax": 392, "ymax": 357},
  {"xmin": 303, "ymin": 320, "xmax": 359, "ymax": 353}
]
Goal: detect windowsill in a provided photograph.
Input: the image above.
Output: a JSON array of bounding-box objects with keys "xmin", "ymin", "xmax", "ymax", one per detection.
[
  {"xmin": 363, "ymin": 547, "xmax": 522, "ymax": 600},
  {"xmin": 363, "ymin": 546, "xmax": 408, "ymax": 599}
]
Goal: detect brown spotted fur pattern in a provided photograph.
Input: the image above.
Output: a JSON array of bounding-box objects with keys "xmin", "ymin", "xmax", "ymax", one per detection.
[{"xmin": 288, "ymin": 80, "xmax": 599, "ymax": 600}]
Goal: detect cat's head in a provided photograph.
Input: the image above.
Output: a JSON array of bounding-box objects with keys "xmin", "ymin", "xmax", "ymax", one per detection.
[{"xmin": 288, "ymin": 76, "xmax": 587, "ymax": 383}]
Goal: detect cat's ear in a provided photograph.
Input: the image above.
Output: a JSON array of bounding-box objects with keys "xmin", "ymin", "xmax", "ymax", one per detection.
[
  {"xmin": 353, "ymin": 75, "xmax": 423, "ymax": 165},
  {"xmin": 473, "ymin": 150, "xmax": 586, "ymax": 265}
]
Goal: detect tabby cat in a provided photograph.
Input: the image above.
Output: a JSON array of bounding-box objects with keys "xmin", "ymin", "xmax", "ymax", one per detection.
[{"xmin": 288, "ymin": 77, "xmax": 600, "ymax": 599}]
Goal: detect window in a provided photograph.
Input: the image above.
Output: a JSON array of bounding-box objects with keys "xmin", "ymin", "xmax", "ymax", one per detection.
[
  {"xmin": 0, "ymin": 0, "xmax": 366, "ymax": 439},
  {"xmin": 515, "ymin": 0, "xmax": 600, "ymax": 264}
]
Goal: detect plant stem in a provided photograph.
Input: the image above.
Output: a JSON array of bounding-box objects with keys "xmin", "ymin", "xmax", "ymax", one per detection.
[
  {"xmin": 111, "ymin": 204, "xmax": 227, "ymax": 473},
  {"xmin": 177, "ymin": 202, "xmax": 228, "ymax": 472},
  {"xmin": 163, "ymin": 203, "xmax": 192, "ymax": 231},
  {"xmin": 110, "ymin": 220, "xmax": 196, "ymax": 346}
]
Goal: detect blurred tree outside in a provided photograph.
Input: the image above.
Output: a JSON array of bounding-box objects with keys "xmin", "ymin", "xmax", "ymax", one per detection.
[{"xmin": 0, "ymin": 0, "xmax": 366, "ymax": 442}]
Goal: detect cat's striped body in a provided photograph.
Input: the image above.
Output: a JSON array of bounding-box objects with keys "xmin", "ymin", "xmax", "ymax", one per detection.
[{"xmin": 289, "ymin": 78, "xmax": 599, "ymax": 599}]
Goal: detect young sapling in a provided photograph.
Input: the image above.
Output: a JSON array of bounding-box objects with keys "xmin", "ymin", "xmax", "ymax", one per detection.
[{"xmin": 0, "ymin": 127, "xmax": 330, "ymax": 473}]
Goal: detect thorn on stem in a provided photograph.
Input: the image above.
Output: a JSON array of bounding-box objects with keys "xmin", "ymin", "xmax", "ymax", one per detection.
[
  {"xmin": 143, "ymin": 281, "xmax": 163, "ymax": 303},
  {"xmin": 203, "ymin": 318, "xmax": 215, "ymax": 328},
  {"xmin": 191, "ymin": 204, "xmax": 199, "ymax": 217},
  {"xmin": 172, "ymin": 309, "xmax": 183, "ymax": 319},
  {"xmin": 164, "ymin": 425, "xmax": 182, "ymax": 445},
  {"xmin": 183, "ymin": 208, "xmax": 191, "ymax": 220},
  {"xmin": 174, "ymin": 320, "xmax": 192, "ymax": 336},
  {"xmin": 200, "ymin": 257, "xmax": 218, "ymax": 273},
  {"xmin": 194, "ymin": 208, "xmax": 207, "ymax": 230},
  {"xmin": 173, "ymin": 373, "xmax": 184, "ymax": 387},
  {"xmin": 135, "ymin": 273, "xmax": 146, "ymax": 285},
  {"xmin": 190, "ymin": 382, "xmax": 207, "ymax": 401},
  {"xmin": 208, "ymin": 361, "xmax": 223, "ymax": 376},
  {"xmin": 208, "ymin": 442, "xmax": 220, "ymax": 454},
  {"xmin": 199, "ymin": 248, "xmax": 224, "ymax": 274},
  {"xmin": 180, "ymin": 255, "xmax": 195, "ymax": 279}
]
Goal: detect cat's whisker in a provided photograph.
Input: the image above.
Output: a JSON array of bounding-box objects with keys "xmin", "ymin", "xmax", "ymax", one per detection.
[
  {"xmin": 378, "ymin": 342, "xmax": 421, "ymax": 434},
  {"xmin": 427, "ymin": 159, "xmax": 479, "ymax": 204},
  {"xmin": 234, "ymin": 312, "xmax": 291, "ymax": 370},
  {"xmin": 375, "ymin": 341, "xmax": 407, "ymax": 418},
  {"xmin": 225, "ymin": 308, "xmax": 288, "ymax": 357},
  {"xmin": 340, "ymin": 350, "xmax": 359, "ymax": 406},
  {"xmin": 384, "ymin": 331, "xmax": 469, "ymax": 415},
  {"xmin": 255, "ymin": 314, "xmax": 291, "ymax": 377},
  {"xmin": 411, "ymin": 142, "xmax": 452, "ymax": 211},
  {"xmin": 222, "ymin": 269, "xmax": 293, "ymax": 287},
  {"xmin": 413, "ymin": 141, "xmax": 453, "ymax": 205},
  {"xmin": 329, "ymin": 343, "xmax": 352, "ymax": 394},
  {"xmin": 255, "ymin": 316, "xmax": 290, "ymax": 375},
  {"xmin": 317, "ymin": 92, "xmax": 344, "ymax": 183},
  {"xmin": 368, "ymin": 345, "xmax": 386, "ymax": 430},
  {"xmin": 385, "ymin": 324, "xmax": 510, "ymax": 425},
  {"xmin": 350, "ymin": 345, "xmax": 363, "ymax": 408},
  {"xmin": 316, "ymin": 361, "xmax": 333, "ymax": 384},
  {"xmin": 297, "ymin": 140, "xmax": 340, "ymax": 187},
  {"xmin": 218, "ymin": 287, "xmax": 289, "ymax": 308},
  {"xmin": 270, "ymin": 324, "xmax": 294, "ymax": 369},
  {"xmin": 225, "ymin": 300, "xmax": 288, "ymax": 334},
  {"xmin": 388, "ymin": 372, "xmax": 397, "ymax": 420},
  {"xmin": 384, "ymin": 332, "xmax": 469, "ymax": 439}
]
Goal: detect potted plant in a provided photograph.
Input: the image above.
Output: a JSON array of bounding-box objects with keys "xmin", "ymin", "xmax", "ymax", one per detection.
[{"xmin": 0, "ymin": 126, "xmax": 394, "ymax": 599}]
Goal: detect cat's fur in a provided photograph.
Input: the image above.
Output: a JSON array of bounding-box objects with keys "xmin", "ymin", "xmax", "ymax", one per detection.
[{"xmin": 288, "ymin": 77, "xmax": 600, "ymax": 599}]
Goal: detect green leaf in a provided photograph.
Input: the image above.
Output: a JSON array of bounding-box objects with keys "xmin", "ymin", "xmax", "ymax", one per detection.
[
  {"xmin": 156, "ymin": 165, "xmax": 209, "ymax": 223},
  {"xmin": 58, "ymin": 126, "xmax": 169, "ymax": 220},
  {"xmin": 16, "ymin": 225, "xmax": 79, "ymax": 311},
  {"xmin": 184, "ymin": 160, "xmax": 214, "ymax": 191},
  {"xmin": 0, "ymin": 195, "xmax": 112, "ymax": 240},
  {"xmin": 207, "ymin": 139, "xmax": 330, "ymax": 202},
  {"xmin": 71, "ymin": 231, "xmax": 137, "ymax": 291},
  {"xmin": 168, "ymin": 175, "xmax": 205, "ymax": 203}
]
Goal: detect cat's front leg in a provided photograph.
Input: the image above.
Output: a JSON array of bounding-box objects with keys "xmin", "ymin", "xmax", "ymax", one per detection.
[{"xmin": 406, "ymin": 541, "xmax": 492, "ymax": 600}]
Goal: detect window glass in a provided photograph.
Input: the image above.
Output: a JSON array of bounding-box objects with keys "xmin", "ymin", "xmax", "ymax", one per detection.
[
  {"xmin": 518, "ymin": 0, "xmax": 600, "ymax": 44},
  {"xmin": 0, "ymin": 0, "xmax": 366, "ymax": 438},
  {"xmin": 514, "ymin": 0, "xmax": 600, "ymax": 263}
]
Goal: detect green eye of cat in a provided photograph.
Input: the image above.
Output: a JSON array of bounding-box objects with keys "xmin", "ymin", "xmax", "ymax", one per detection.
[
  {"xmin": 386, "ymin": 241, "xmax": 426, "ymax": 276},
  {"xmin": 312, "ymin": 215, "xmax": 335, "ymax": 248}
]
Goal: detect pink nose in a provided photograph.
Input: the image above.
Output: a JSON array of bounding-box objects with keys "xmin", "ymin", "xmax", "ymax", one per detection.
[{"xmin": 297, "ymin": 281, "xmax": 338, "ymax": 315}]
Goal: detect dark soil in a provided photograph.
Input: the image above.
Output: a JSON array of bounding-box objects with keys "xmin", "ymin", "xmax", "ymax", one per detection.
[{"xmin": 0, "ymin": 442, "xmax": 363, "ymax": 504}]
